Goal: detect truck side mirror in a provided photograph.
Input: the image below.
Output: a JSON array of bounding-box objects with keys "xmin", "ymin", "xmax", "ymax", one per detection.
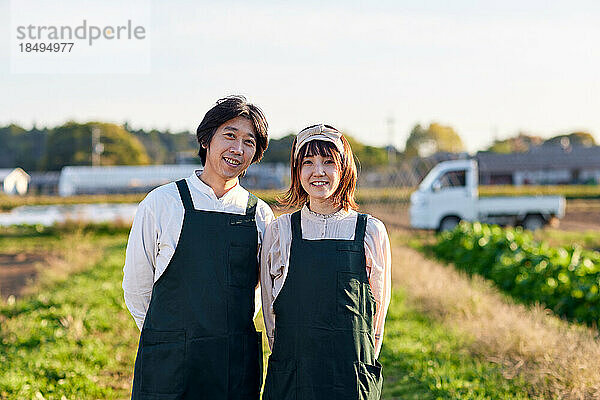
[{"xmin": 432, "ymin": 181, "xmax": 441, "ymax": 192}]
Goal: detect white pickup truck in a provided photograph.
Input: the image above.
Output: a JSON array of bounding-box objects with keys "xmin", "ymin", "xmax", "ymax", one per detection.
[{"xmin": 409, "ymin": 159, "xmax": 566, "ymax": 231}]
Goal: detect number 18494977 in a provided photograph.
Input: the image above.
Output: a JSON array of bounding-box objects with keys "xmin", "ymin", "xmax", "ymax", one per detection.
[{"xmin": 19, "ymin": 42, "xmax": 74, "ymax": 52}]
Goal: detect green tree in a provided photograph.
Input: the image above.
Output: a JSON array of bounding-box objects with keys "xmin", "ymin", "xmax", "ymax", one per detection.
[
  {"xmin": 486, "ymin": 133, "xmax": 544, "ymax": 153},
  {"xmin": 404, "ymin": 123, "xmax": 465, "ymax": 158},
  {"xmin": 0, "ymin": 124, "xmax": 47, "ymax": 170},
  {"xmin": 128, "ymin": 126, "xmax": 198, "ymax": 164},
  {"xmin": 259, "ymin": 133, "xmax": 295, "ymax": 164},
  {"xmin": 344, "ymin": 134, "xmax": 388, "ymax": 169},
  {"xmin": 261, "ymin": 132, "xmax": 389, "ymax": 169},
  {"xmin": 42, "ymin": 122, "xmax": 150, "ymax": 170},
  {"xmin": 544, "ymin": 131, "xmax": 596, "ymax": 147}
]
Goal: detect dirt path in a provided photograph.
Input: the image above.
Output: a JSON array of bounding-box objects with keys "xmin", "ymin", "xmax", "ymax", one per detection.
[{"xmin": 0, "ymin": 253, "xmax": 46, "ymax": 298}]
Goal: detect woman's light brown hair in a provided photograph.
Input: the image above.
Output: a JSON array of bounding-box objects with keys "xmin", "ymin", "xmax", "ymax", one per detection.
[{"xmin": 280, "ymin": 134, "xmax": 358, "ymax": 211}]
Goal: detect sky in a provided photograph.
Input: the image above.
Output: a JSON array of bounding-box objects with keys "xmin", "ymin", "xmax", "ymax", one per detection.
[{"xmin": 1, "ymin": 0, "xmax": 599, "ymax": 153}]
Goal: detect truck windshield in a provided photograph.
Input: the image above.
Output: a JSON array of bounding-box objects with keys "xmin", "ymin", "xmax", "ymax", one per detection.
[
  {"xmin": 439, "ymin": 170, "xmax": 466, "ymax": 188},
  {"xmin": 418, "ymin": 167, "xmax": 440, "ymax": 191},
  {"xmin": 419, "ymin": 168, "xmax": 466, "ymax": 191}
]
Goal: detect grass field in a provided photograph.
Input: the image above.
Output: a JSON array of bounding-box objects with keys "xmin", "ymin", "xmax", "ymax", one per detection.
[{"xmin": 0, "ymin": 226, "xmax": 539, "ymax": 399}]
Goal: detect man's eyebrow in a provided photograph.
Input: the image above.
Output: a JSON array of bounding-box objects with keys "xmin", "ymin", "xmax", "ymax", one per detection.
[{"xmin": 222, "ymin": 126, "xmax": 256, "ymax": 139}]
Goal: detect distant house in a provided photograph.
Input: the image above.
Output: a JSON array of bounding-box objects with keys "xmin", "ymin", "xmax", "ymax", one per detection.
[
  {"xmin": 477, "ymin": 145, "xmax": 600, "ymax": 185},
  {"xmin": 58, "ymin": 165, "xmax": 201, "ymax": 196},
  {"xmin": 0, "ymin": 168, "xmax": 30, "ymax": 195}
]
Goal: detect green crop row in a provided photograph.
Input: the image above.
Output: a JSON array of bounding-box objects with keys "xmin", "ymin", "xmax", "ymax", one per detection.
[{"xmin": 430, "ymin": 222, "xmax": 600, "ymax": 327}]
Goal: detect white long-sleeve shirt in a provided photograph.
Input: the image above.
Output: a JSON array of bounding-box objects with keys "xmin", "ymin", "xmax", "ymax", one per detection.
[
  {"xmin": 260, "ymin": 205, "xmax": 392, "ymax": 358},
  {"xmin": 122, "ymin": 171, "xmax": 274, "ymax": 330}
]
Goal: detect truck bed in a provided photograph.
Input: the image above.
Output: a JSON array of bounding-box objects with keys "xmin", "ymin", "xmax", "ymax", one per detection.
[{"xmin": 478, "ymin": 196, "xmax": 565, "ymax": 218}]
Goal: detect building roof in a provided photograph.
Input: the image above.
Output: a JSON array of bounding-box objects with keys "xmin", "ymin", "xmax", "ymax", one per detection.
[
  {"xmin": 58, "ymin": 165, "xmax": 200, "ymax": 189},
  {"xmin": 477, "ymin": 145, "xmax": 600, "ymax": 173},
  {"xmin": 0, "ymin": 168, "xmax": 30, "ymax": 181}
]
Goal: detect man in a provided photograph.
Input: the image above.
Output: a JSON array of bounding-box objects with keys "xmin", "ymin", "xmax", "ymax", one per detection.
[{"xmin": 123, "ymin": 95, "xmax": 274, "ymax": 399}]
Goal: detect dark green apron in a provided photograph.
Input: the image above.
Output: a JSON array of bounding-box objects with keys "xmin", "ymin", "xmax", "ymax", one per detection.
[
  {"xmin": 131, "ymin": 179, "xmax": 262, "ymax": 400},
  {"xmin": 263, "ymin": 211, "xmax": 383, "ymax": 400}
]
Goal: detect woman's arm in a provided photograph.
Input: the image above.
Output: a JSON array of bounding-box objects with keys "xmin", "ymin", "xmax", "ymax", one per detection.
[{"xmin": 365, "ymin": 216, "xmax": 392, "ymax": 358}]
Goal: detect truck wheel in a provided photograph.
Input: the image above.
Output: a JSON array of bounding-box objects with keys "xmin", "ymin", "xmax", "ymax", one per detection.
[
  {"xmin": 439, "ymin": 216, "xmax": 460, "ymax": 232},
  {"xmin": 522, "ymin": 215, "xmax": 545, "ymax": 231}
]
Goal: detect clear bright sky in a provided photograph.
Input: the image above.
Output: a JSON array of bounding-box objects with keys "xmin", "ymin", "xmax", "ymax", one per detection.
[{"xmin": 1, "ymin": 0, "xmax": 599, "ymax": 153}]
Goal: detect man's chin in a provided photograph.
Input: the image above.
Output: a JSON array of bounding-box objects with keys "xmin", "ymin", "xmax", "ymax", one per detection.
[{"xmin": 219, "ymin": 169, "xmax": 241, "ymax": 181}]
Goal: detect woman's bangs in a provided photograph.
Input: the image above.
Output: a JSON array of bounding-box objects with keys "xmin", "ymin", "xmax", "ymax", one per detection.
[{"xmin": 300, "ymin": 140, "xmax": 337, "ymax": 159}]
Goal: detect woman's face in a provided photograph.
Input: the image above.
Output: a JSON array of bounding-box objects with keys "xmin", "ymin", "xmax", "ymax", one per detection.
[{"xmin": 299, "ymin": 152, "xmax": 341, "ymax": 204}]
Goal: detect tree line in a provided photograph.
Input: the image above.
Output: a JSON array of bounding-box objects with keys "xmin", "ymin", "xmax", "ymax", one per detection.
[{"xmin": 0, "ymin": 121, "xmax": 595, "ymax": 171}]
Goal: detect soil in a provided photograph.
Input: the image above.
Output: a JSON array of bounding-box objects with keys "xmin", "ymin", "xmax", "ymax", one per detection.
[
  {"xmin": 559, "ymin": 200, "xmax": 600, "ymax": 231},
  {"xmin": 0, "ymin": 253, "xmax": 46, "ymax": 299}
]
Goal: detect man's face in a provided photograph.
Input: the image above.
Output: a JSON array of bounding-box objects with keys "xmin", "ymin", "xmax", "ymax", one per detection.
[{"xmin": 204, "ymin": 116, "xmax": 257, "ymax": 183}]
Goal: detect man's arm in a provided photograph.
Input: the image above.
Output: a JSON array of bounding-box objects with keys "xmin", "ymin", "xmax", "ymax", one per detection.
[
  {"xmin": 255, "ymin": 200, "xmax": 275, "ymax": 320},
  {"xmin": 122, "ymin": 200, "xmax": 158, "ymax": 330}
]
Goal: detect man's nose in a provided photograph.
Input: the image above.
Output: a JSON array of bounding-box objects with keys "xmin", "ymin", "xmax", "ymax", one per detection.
[{"xmin": 230, "ymin": 140, "xmax": 243, "ymax": 155}]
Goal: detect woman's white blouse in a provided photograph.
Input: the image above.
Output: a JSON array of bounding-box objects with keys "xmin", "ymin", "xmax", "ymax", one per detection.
[{"xmin": 260, "ymin": 204, "xmax": 392, "ymax": 358}]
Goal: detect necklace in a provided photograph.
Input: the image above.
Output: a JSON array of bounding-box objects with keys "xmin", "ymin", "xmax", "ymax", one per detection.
[{"xmin": 305, "ymin": 205, "xmax": 344, "ymax": 219}]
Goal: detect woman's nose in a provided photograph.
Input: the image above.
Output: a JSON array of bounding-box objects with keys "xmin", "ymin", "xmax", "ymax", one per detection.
[{"xmin": 314, "ymin": 162, "xmax": 325, "ymax": 175}]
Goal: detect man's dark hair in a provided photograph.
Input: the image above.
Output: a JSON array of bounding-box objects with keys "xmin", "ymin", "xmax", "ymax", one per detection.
[{"xmin": 196, "ymin": 95, "xmax": 269, "ymax": 166}]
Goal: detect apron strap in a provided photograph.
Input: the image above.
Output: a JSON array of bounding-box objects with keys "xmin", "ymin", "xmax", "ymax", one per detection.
[
  {"xmin": 175, "ymin": 179, "xmax": 194, "ymax": 212},
  {"xmin": 291, "ymin": 210, "xmax": 302, "ymax": 242},
  {"xmin": 246, "ymin": 193, "xmax": 258, "ymax": 216},
  {"xmin": 353, "ymin": 213, "xmax": 368, "ymax": 245}
]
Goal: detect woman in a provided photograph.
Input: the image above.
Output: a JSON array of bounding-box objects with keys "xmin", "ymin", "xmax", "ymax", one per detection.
[{"xmin": 261, "ymin": 124, "xmax": 391, "ymax": 400}]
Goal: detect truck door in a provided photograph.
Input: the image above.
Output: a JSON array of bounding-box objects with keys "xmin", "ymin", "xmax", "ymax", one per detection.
[{"xmin": 428, "ymin": 169, "xmax": 475, "ymax": 226}]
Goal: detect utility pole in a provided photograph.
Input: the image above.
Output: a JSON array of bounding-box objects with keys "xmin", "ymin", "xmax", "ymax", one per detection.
[
  {"xmin": 92, "ymin": 127, "xmax": 103, "ymax": 167},
  {"xmin": 387, "ymin": 116, "xmax": 396, "ymax": 164}
]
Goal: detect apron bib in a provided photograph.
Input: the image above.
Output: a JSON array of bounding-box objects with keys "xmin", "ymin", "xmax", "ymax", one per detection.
[
  {"xmin": 263, "ymin": 211, "xmax": 383, "ymax": 400},
  {"xmin": 132, "ymin": 179, "xmax": 262, "ymax": 400}
]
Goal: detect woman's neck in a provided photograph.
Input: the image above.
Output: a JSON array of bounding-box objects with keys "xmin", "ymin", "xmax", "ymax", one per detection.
[{"xmin": 307, "ymin": 197, "xmax": 342, "ymax": 215}]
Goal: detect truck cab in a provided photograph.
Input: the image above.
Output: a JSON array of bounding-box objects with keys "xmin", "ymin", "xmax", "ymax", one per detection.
[{"xmin": 410, "ymin": 159, "xmax": 565, "ymax": 231}]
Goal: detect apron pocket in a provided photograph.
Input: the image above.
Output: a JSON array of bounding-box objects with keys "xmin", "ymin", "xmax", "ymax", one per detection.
[
  {"xmin": 337, "ymin": 246, "xmax": 364, "ymax": 270},
  {"xmin": 337, "ymin": 272, "xmax": 362, "ymax": 327},
  {"xmin": 263, "ymin": 358, "xmax": 297, "ymax": 400},
  {"xmin": 139, "ymin": 329, "xmax": 186, "ymax": 395},
  {"xmin": 229, "ymin": 243, "xmax": 258, "ymax": 288},
  {"xmin": 355, "ymin": 360, "xmax": 383, "ymax": 400}
]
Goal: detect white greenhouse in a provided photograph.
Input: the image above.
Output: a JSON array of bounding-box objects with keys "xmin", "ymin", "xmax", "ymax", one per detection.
[{"xmin": 58, "ymin": 165, "xmax": 201, "ymax": 196}]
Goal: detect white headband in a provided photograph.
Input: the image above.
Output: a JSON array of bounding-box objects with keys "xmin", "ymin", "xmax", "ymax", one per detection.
[{"xmin": 294, "ymin": 124, "xmax": 344, "ymax": 160}]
